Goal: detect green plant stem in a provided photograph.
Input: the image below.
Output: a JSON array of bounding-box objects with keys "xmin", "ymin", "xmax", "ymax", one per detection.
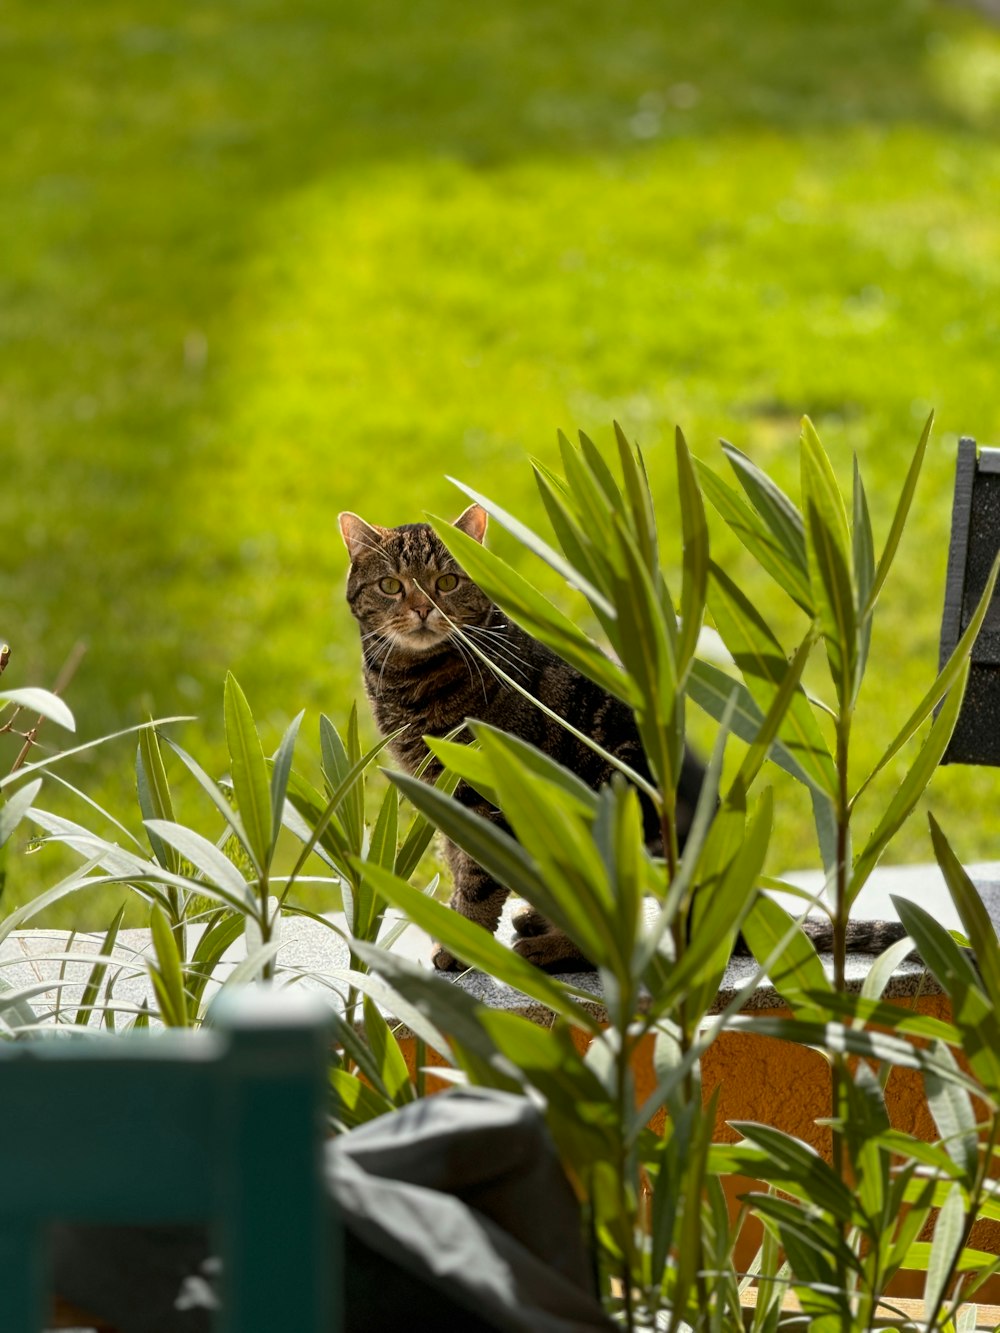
[
  {"xmin": 924, "ymin": 1114, "xmax": 1000, "ymax": 1330},
  {"xmin": 617, "ymin": 1036, "xmax": 636, "ymax": 1333},
  {"xmin": 831, "ymin": 711, "xmax": 852, "ymax": 1308},
  {"xmin": 258, "ymin": 871, "xmax": 276, "ymax": 981}
]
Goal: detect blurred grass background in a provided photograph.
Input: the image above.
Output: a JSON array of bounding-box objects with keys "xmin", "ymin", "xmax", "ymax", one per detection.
[{"xmin": 5, "ymin": 0, "xmax": 1000, "ymax": 921}]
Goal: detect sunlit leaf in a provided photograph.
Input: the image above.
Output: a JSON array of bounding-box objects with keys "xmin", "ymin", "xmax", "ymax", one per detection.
[
  {"xmin": 362, "ymin": 994, "xmax": 414, "ymax": 1106},
  {"xmin": 924, "ymin": 1184, "xmax": 966, "ymax": 1317},
  {"xmin": 447, "ymin": 474, "xmax": 615, "ymax": 617},
  {"xmin": 851, "ymin": 456, "xmax": 875, "ymax": 700},
  {"xmin": 269, "ymin": 710, "xmax": 304, "ymax": 857},
  {"xmin": 849, "ymin": 659, "xmax": 969, "ymax": 905},
  {"xmin": 137, "ymin": 726, "xmax": 180, "ymax": 877},
  {"xmin": 356, "ymin": 858, "xmax": 600, "ymax": 1031},
  {"xmin": 676, "ymin": 426, "xmax": 709, "ymax": 678},
  {"xmin": 144, "ymin": 819, "xmax": 252, "ymax": 904},
  {"xmin": 866, "ymin": 411, "xmax": 933, "ymax": 616},
  {"xmin": 741, "ymin": 892, "xmax": 832, "ymax": 1006},
  {"xmin": 149, "ymin": 903, "xmax": 188, "ymax": 1027},
  {"xmin": 696, "ymin": 459, "xmax": 813, "ymax": 611},
  {"xmin": 708, "ymin": 561, "xmax": 836, "ymax": 798},
  {"xmin": 431, "ymin": 517, "xmax": 633, "ymax": 702},
  {"xmin": 223, "ymin": 672, "xmax": 272, "ymax": 875},
  {"xmin": 858, "ymin": 551, "xmax": 1000, "ymax": 800},
  {"xmin": 0, "ymin": 687, "xmax": 75, "ymax": 732},
  {"xmin": 0, "ymin": 777, "xmax": 42, "ymax": 851},
  {"xmin": 929, "ymin": 812, "xmax": 1000, "ymax": 1013}
]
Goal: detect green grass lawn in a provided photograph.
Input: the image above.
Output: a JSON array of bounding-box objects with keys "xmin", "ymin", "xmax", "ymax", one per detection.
[{"xmin": 5, "ymin": 0, "xmax": 1000, "ymax": 922}]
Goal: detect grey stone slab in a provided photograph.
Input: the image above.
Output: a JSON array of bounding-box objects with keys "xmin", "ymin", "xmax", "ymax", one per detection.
[{"xmin": 6, "ymin": 861, "xmax": 995, "ymax": 1036}]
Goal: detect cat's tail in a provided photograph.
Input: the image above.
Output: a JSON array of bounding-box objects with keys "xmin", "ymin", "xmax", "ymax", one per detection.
[{"xmin": 732, "ymin": 917, "xmax": 911, "ymax": 957}]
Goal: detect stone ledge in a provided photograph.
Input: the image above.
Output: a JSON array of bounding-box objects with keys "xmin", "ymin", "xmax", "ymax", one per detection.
[{"xmin": 2, "ymin": 862, "xmax": 996, "ymax": 1035}]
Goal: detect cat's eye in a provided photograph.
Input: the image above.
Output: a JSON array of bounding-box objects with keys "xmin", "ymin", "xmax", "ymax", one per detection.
[
  {"xmin": 378, "ymin": 576, "xmax": 403, "ymax": 595},
  {"xmin": 436, "ymin": 573, "xmax": 459, "ymax": 593}
]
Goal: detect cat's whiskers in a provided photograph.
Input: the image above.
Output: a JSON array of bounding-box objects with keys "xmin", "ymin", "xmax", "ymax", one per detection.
[
  {"xmin": 462, "ymin": 624, "xmax": 531, "ymax": 681},
  {"xmin": 374, "ymin": 636, "xmax": 397, "ymax": 698},
  {"xmin": 448, "ymin": 633, "xmax": 490, "ymax": 704}
]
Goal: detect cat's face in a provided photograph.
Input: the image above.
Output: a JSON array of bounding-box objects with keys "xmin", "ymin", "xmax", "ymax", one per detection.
[{"xmin": 339, "ymin": 505, "xmax": 492, "ymax": 656}]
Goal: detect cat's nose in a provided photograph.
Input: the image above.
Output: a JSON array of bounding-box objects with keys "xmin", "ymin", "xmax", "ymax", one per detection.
[{"xmin": 413, "ymin": 604, "xmax": 432, "ymax": 621}]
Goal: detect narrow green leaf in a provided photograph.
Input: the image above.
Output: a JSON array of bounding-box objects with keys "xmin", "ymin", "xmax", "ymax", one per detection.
[
  {"xmin": 559, "ymin": 429, "xmax": 618, "ymax": 560},
  {"xmin": 423, "ymin": 737, "xmax": 497, "ymax": 804},
  {"xmin": 286, "ymin": 728, "xmax": 401, "ymax": 887},
  {"xmin": 729, "ymin": 627, "xmax": 816, "ymax": 799},
  {"xmin": 676, "ymin": 426, "xmax": 709, "ymax": 678},
  {"xmin": 732, "ymin": 1121, "xmax": 859, "ymax": 1220},
  {"xmin": 848, "ymin": 658, "xmax": 970, "ymax": 904},
  {"xmin": 74, "ymin": 903, "xmax": 126, "ymax": 1027},
  {"xmin": 0, "ymin": 778, "xmax": 42, "ymax": 851},
  {"xmin": 708, "ymin": 562, "xmax": 837, "ymax": 798},
  {"xmin": 925, "ymin": 1039, "xmax": 980, "ymax": 1180},
  {"xmin": 858, "ymin": 551, "xmax": 1000, "ymax": 800},
  {"xmin": 892, "ymin": 895, "xmax": 1000, "ymax": 1091},
  {"xmin": 149, "ymin": 904, "xmax": 188, "ymax": 1027},
  {"xmin": 740, "ymin": 893, "xmax": 832, "ymax": 1005},
  {"xmin": 533, "ymin": 463, "xmax": 613, "ymax": 609},
  {"xmin": 269, "ymin": 710, "xmax": 304, "ymax": 856},
  {"xmin": 468, "ymin": 722, "xmax": 598, "ymax": 815},
  {"xmin": 801, "ymin": 423, "xmax": 856, "ymax": 709},
  {"xmin": 747, "ymin": 1191, "xmax": 860, "ymax": 1277},
  {"xmin": 866, "ymin": 411, "xmax": 933, "ymax": 616},
  {"xmin": 806, "ymin": 495, "xmax": 857, "ymax": 707},
  {"xmin": 320, "ymin": 711, "xmax": 364, "ymax": 856},
  {"xmin": 430, "ymin": 518, "xmax": 633, "ymax": 703},
  {"xmin": 160, "ymin": 734, "xmax": 254, "ymax": 862},
  {"xmin": 319, "ymin": 961, "xmax": 453, "ymax": 1059},
  {"xmin": 0, "ymin": 716, "xmax": 193, "ymax": 792},
  {"xmin": 800, "ymin": 417, "xmax": 851, "ymax": 548},
  {"xmin": 725, "ymin": 1015, "xmax": 983, "ymax": 1088},
  {"xmin": 137, "ymin": 727, "xmax": 181, "ymax": 877},
  {"xmin": 852, "ymin": 456, "xmax": 875, "ymax": 700},
  {"xmin": 362, "ymin": 994, "xmax": 414, "ymax": 1105},
  {"xmin": 445, "ymin": 475, "xmax": 616, "ymax": 617},
  {"xmin": 721, "ymin": 441, "xmax": 808, "ymax": 572},
  {"xmin": 860, "ymin": 934, "xmax": 920, "ymax": 1003},
  {"xmin": 924, "ymin": 1184, "xmax": 966, "ymax": 1316},
  {"xmin": 393, "ymin": 767, "xmax": 461, "ymax": 881},
  {"xmin": 929, "ymin": 812, "xmax": 1000, "ymax": 1013},
  {"xmin": 223, "ymin": 673, "xmax": 272, "ymax": 874},
  {"xmin": 687, "ymin": 660, "xmax": 819, "ymax": 790},
  {"xmin": 351, "ymin": 942, "xmax": 522, "ymax": 1090},
  {"xmin": 144, "ymin": 819, "xmax": 252, "ymax": 904},
  {"xmin": 607, "ymin": 516, "xmax": 678, "ymax": 793},
  {"xmin": 673, "ymin": 787, "xmax": 773, "ymax": 1014},
  {"xmin": 614, "ymin": 421, "xmax": 658, "ymax": 576},
  {"xmin": 696, "ymin": 460, "xmax": 813, "ymax": 611},
  {"xmin": 329, "ymin": 1066, "xmax": 396, "ymax": 1128},
  {"xmin": 477, "ymin": 728, "xmax": 623, "ymax": 971},
  {"xmin": 368, "ymin": 783, "xmax": 399, "ymax": 872},
  {"xmin": 577, "ymin": 429, "xmax": 624, "ymax": 509},
  {"xmin": 356, "ymin": 860, "xmax": 600, "ymax": 1032},
  {"xmin": 187, "ymin": 910, "xmax": 246, "ymax": 1015}
]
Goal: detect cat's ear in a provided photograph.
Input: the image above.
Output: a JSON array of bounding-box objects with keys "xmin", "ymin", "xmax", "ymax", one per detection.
[
  {"xmin": 453, "ymin": 503, "xmax": 488, "ymax": 544},
  {"xmin": 338, "ymin": 512, "xmax": 384, "ymax": 561}
]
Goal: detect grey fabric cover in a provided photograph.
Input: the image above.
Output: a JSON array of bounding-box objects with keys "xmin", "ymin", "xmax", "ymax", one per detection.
[{"xmin": 51, "ymin": 1086, "xmax": 613, "ymax": 1332}]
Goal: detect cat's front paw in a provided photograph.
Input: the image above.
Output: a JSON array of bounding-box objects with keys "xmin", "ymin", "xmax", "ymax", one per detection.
[
  {"xmin": 430, "ymin": 942, "xmax": 463, "ymax": 972},
  {"xmin": 513, "ymin": 930, "xmax": 594, "ymax": 974},
  {"xmin": 511, "ymin": 903, "xmax": 549, "ymax": 938}
]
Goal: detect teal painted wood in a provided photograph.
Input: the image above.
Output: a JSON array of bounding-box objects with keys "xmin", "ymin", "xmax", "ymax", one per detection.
[{"xmin": 0, "ymin": 987, "xmax": 337, "ymax": 1333}]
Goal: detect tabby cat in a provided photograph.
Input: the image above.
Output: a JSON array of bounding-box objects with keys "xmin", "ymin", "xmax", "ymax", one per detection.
[
  {"xmin": 340, "ymin": 505, "xmax": 909, "ymax": 972},
  {"xmin": 339, "ymin": 503, "xmax": 705, "ymax": 972}
]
